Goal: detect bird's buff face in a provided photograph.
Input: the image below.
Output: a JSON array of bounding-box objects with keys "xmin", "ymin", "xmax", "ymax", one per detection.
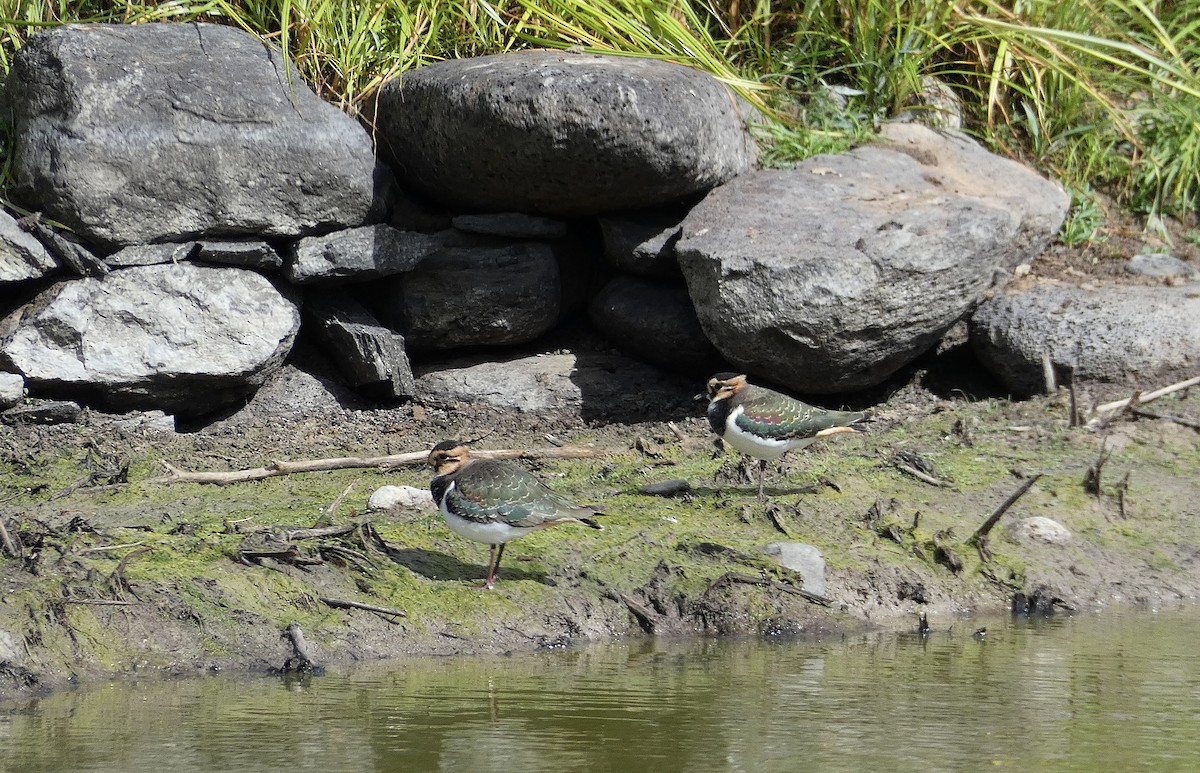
[
  {"xmin": 428, "ymin": 442, "xmax": 468, "ymax": 476},
  {"xmin": 706, "ymin": 373, "xmax": 746, "ymax": 402}
]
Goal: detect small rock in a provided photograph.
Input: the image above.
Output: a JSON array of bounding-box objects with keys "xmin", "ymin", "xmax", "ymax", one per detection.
[
  {"xmin": 638, "ymin": 479, "xmax": 691, "ymax": 497},
  {"xmin": 0, "ymin": 372, "xmax": 25, "ymax": 408},
  {"xmin": 761, "ymin": 542, "xmax": 826, "ymax": 596},
  {"xmin": 1007, "ymin": 516, "xmax": 1072, "ymax": 545},
  {"xmin": 1125, "ymin": 253, "xmax": 1199, "ymax": 281},
  {"xmin": 368, "ymin": 485, "xmax": 435, "ymax": 511}
]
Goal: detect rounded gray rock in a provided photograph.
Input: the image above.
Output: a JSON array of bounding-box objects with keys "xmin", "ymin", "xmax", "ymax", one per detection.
[
  {"xmin": 372, "ymin": 51, "xmax": 756, "ymax": 215},
  {"xmin": 970, "ymin": 282, "xmax": 1200, "ymax": 395}
]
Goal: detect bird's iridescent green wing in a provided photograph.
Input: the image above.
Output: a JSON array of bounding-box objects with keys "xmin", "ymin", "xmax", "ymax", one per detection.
[
  {"xmin": 737, "ymin": 389, "xmax": 864, "ymax": 440},
  {"xmin": 450, "ymin": 460, "xmax": 586, "ymax": 527}
]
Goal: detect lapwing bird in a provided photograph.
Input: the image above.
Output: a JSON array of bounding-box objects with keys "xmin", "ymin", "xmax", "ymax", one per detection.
[
  {"xmin": 427, "ymin": 440, "xmax": 602, "ymax": 589},
  {"xmin": 704, "ymin": 373, "xmax": 867, "ymax": 503}
]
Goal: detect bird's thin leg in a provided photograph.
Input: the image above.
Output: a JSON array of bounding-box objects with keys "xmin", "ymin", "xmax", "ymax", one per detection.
[
  {"xmin": 757, "ymin": 459, "xmax": 768, "ymax": 503},
  {"xmin": 483, "ymin": 543, "xmax": 506, "ymax": 589}
]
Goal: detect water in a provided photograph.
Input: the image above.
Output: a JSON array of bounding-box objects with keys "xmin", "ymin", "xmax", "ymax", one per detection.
[{"xmin": 3, "ymin": 610, "xmax": 1200, "ymax": 772}]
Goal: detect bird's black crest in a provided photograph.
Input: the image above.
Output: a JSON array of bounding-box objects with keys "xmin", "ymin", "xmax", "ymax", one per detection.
[
  {"xmin": 431, "ymin": 439, "xmax": 465, "ymax": 453},
  {"xmin": 709, "ymin": 371, "xmax": 744, "ymax": 382}
]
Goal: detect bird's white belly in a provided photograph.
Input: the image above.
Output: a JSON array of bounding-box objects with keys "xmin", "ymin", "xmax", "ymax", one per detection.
[
  {"xmin": 441, "ymin": 501, "xmax": 534, "ymax": 545},
  {"xmin": 723, "ymin": 409, "xmax": 816, "ymax": 459}
]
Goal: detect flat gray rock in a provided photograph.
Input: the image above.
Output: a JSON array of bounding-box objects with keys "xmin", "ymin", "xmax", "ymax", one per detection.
[
  {"xmin": 678, "ymin": 123, "xmax": 1068, "ymax": 393},
  {"xmin": 8, "ymin": 23, "xmax": 378, "ymax": 247},
  {"xmin": 196, "ymin": 240, "xmax": 283, "ymax": 271},
  {"xmin": 372, "ymin": 51, "xmax": 756, "ymax": 215},
  {"xmin": 415, "ymin": 351, "xmax": 689, "ymax": 422},
  {"xmin": 105, "ymin": 243, "xmax": 198, "ymax": 268},
  {"xmin": 450, "ymin": 213, "xmax": 569, "ymax": 240},
  {"xmin": 970, "ymin": 281, "xmax": 1200, "ymax": 395},
  {"xmin": 0, "ymin": 264, "xmax": 300, "ymax": 415}
]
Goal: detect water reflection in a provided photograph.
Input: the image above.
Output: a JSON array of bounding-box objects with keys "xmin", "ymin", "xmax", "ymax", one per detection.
[{"xmin": 3, "ymin": 610, "xmax": 1200, "ymax": 772}]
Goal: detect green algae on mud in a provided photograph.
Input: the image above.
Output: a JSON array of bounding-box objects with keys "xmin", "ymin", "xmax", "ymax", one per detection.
[{"xmin": 2, "ymin": 385, "xmax": 1200, "ymax": 696}]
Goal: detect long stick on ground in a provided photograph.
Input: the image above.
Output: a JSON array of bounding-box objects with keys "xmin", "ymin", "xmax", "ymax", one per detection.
[
  {"xmin": 1092, "ymin": 375, "xmax": 1200, "ymax": 415},
  {"xmin": 143, "ymin": 446, "xmax": 599, "ymax": 485},
  {"xmin": 970, "ymin": 474, "xmax": 1043, "ymax": 547}
]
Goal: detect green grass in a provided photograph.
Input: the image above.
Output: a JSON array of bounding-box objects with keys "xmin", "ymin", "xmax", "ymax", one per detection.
[{"xmin": 0, "ymin": 2, "xmax": 1196, "ymax": 242}]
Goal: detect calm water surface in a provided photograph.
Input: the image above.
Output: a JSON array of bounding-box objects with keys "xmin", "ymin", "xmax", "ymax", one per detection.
[{"xmin": 3, "ymin": 609, "xmax": 1200, "ymax": 772}]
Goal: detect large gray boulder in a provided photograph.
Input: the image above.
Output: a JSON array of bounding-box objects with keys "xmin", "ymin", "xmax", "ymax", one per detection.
[
  {"xmin": 677, "ymin": 123, "xmax": 1068, "ymax": 394},
  {"xmin": 7, "ymin": 23, "xmax": 378, "ymax": 248},
  {"xmin": 0, "ymin": 264, "xmax": 300, "ymax": 415},
  {"xmin": 372, "ymin": 51, "xmax": 756, "ymax": 215},
  {"xmin": 970, "ymin": 282, "xmax": 1200, "ymax": 395}
]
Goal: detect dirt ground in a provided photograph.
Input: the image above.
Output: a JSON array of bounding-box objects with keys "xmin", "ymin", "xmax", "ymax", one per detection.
[{"xmin": 1, "ymin": 207, "xmax": 1198, "ymax": 699}]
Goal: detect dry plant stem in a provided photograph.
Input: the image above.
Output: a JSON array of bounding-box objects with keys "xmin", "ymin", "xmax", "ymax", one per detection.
[
  {"xmin": 1092, "ymin": 375, "xmax": 1200, "ymax": 416},
  {"xmin": 1085, "ymin": 439, "xmax": 1111, "ymax": 497},
  {"xmin": 144, "ymin": 446, "xmax": 599, "ymax": 485},
  {"xmin": 969, "ymin": 473, "xmax": 1043, "ymax": 546},
  {"xmin": 1041, "ymin": 350, "xmax": 1057, "ymax": 394},
  {"xmin": 323, "ymin": 479, "xmax": 358, "ymax": 520}
]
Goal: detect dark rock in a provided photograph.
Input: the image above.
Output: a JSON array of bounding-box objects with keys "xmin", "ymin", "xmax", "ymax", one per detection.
[
  {"xmin": 372, "ymin": 50, "xmax": 755, "ymax": 215},
  {"xmin": 451, "ymin": 213, "xmax": 570, "ymax": 239},
  {"xmin": 597, "ymin": 211, "xmax": 685, "ymax": 278},
  {"xmin": 1, "ymin": 399, "xmax": 81, "ymax": 425},
  {"xmin": 588, "ymin": 275, "xmax": 724, "ymax": 374},
  {"xmin": 19, "ymin": 218, "xmax": 108, "ymax": 277},
  {"xmin": 304, "ymin": 291, "xmax": 416, "ymax": 400},
  {"xmin": 288, "ymin": 225, "xmax": 445, "ymax": 285},
  {"xmin": 195, "ymin": 240, "xmax": 283, "ymax": 271},
  {"xmin": 8, "ymin": 23, "xmax": 378, "ymax": 247},
  {"xmin": 414, "ymin": 351, "xmax": 690, "ymax": 423},
  {"xmin": 677, "ymin": 123, "xmax": 1069, "ymax": 394},
  {"xmin": 373, "ymin": 241, "xmax": 561, "ymax": 350}
]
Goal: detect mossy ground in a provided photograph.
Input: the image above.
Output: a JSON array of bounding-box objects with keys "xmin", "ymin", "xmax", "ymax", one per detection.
[{"xmin": 2, "ymin": 366, "xmax": 1199, "ymax": 697}]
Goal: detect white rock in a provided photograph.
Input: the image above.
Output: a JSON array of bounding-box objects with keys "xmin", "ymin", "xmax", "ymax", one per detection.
[
  {"xmin": 1007, "ymin": 516, "xmax": 1072, "ymax": 545},
  {"xmin": 368, "ymin": 485, "xmax": 435, "ymax": 511}
]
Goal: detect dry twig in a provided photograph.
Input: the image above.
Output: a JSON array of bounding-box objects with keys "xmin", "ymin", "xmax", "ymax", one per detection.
[
  {"xmin": 1092, "ymin": 375, "xmax": 1199, "ymax": 417},
  {"xmin": 969, "ymin": 474, "xmax": 1043, "ymax": 561},
  {"xmin": 143, "ymin": 446, "xmax": 599, "ymax": 485},
  {"xmin": 319, "ymin": 597, "xmax": 406, "ymax": 621}
]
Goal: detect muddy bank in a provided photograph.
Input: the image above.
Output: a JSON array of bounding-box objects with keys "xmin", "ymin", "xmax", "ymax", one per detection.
[{"xmin": 1, "ymin": 344, "xmax": 1199, "ymax": 698}]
